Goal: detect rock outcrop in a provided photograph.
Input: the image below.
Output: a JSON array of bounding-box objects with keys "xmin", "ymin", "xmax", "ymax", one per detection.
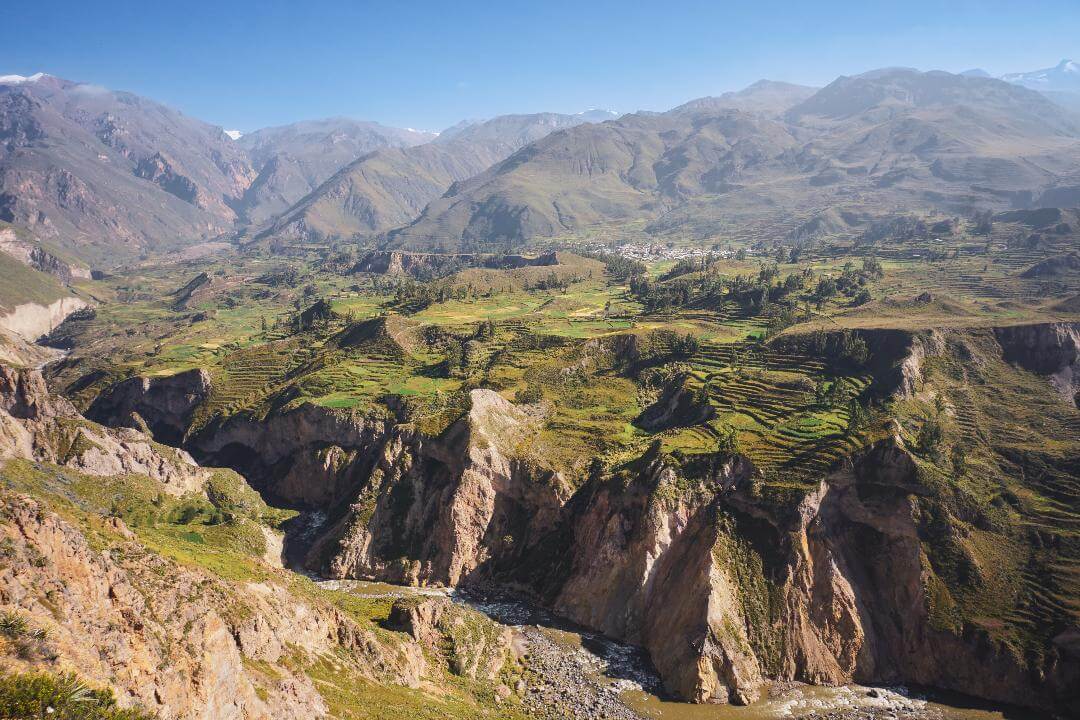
[
  {"xmin": 86, "ymin": 368, "xmax": 213, "ymax": 446},
  {"xmin": 0, "ymin": 296, "xmax": 88, "ymax": 342},
  {"xmin": 305, "ymin": 389, "xmax": 567, "ymax": 586},
  {"xmin": 633, "ymin": 373, "xmax": 715, "ymax": 431},
  {"xmin": 0, "ymin": 225, "xmax": 90, "ymax": 281},
  {"xmin": 995, "ymin": 322, "xmax": 1080, "ymax": 405},
  {"xmin": 1, "ymin": 364, "xmax": 207, "ymax": 494},
  {"xmin": 0, "ymin": 492, "xmax": 427, "ymax": 720}
]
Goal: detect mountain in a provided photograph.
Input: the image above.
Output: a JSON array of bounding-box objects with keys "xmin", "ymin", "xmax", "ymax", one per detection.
[
  {"xmin": 1001, "ymin": 59, "xmax": 1080, "ymax": 113},
  {"xmin": 0, "ymin": 73, "xmax": 255, "ymax": 265},
  {"xmin": 1002, "ymin": 59, "xmax": 1080, "ymax": 93},
  {"xmin": 670, "ymin": 80, "xmax": 819, "ymax": 117},
  {"xmin": 384, "ymin": 70, "xmax": 1080, "ymax": 251},
  {"xmin": 258, "ymin": 111, "xmax": 614, "ymax": 243},
  {"xmin": 234, "ymin": 118, "xmax": 435, "ymax": 225}
]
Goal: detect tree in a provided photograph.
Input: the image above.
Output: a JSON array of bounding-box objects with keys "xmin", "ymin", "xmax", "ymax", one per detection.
[
  {"xmin": 716, "ymin": 425, "xmax": 742, "ymax": 457},
  {"xmin": 672, "ymin": 333, "xmax": 700, "ymax": 358},
  {"xmin": 847, "ymin": 398, "xmax": 869, "ymax": 435},
  {"xmin": 916, "ymin": 417, "xmax": 944, "ymax": 458}
]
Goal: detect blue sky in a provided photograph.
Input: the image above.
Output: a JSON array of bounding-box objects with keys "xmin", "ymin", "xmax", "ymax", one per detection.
[{"xmin": 3, "ymin": 0, "xmax": 1077, "ymax": 132}]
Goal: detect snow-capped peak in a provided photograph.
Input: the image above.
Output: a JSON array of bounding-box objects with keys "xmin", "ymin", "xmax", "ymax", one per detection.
[
  {"xmin": 224, "ymin": 129, "xmax": 243, "ymax": 140},
  {"xmin": 1062, "ymin": 59, "xmax": 1079, "ymax": 74},
  {"xmin": 0, "ymin": 72, "xmax": 46, "ymax": 85}
]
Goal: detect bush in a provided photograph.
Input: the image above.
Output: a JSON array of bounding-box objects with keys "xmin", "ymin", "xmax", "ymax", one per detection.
[
  {"xmin": 514, "ymin": 385, "xmax": 544, "ymax": 404},
  {"xmin": 0, "ymin": 671, "xmax": 156, "ymax": 720}
]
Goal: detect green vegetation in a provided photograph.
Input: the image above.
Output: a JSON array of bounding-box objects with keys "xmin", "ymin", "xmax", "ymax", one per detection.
[
  {"xmin": 0, "ymin": 460, "xmax": 290, "ymax": 581},
  {"xmin": 32, "ymin": 211, "xmax": 1080, "ymax": 683},
  {"xmin": 0, "ymin": 671, "xmax": 155, "ymax": 720},
  {"xmin": 0, "ymin": 249, "xmax": 70, "ymax": 312}
]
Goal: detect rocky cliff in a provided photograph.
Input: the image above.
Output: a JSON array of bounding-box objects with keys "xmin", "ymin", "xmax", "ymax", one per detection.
[
  {"xmin": 77, "ymin": 324, "xmax": 1080, "ymax": 716},
  {"xmin": 86, "ymin": 368, "xmax": 213, "ymax": 446},
  {"xmin": 0, "ymin": 364, "xmax": 207, "ymax": 493},
  {"xmin": 0, "ymin": 362, "xmax": 531, "ymax": 720},
  {"xmin": 0, "ymin": 296, "xmax": 88, "ymax": 342},
  {"xmin": 994, "ymin": 321, "xmax": 1080, "ymax": 406}
]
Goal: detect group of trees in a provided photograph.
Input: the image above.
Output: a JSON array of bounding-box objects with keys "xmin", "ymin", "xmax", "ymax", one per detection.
[
  {"xmin": 619, "ymin": 253, "xmax": 883, "ymax": 323},
  {"xmin": 807, "ymin": 328, "xmax": 871, "ymax": 370}
]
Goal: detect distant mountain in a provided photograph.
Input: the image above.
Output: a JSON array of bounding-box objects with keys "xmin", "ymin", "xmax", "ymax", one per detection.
[
  {"xmin": 1001, "ymin": 59, "xmax": 1080, "ymax": 113},
  {"xmin": 1002, "ymin": 59, "xmax": 1080, "ymax": 93},
  {"xmin": 384, "ymin": 71, "xmax": 1080, "ymax": 251},
  {"xmin": 234, "ymin": 118, "xmax": 435, "ymax": 225},
  {"xmin": 0, "ymin": 73, "xmax": 254, "ymax": 265},
  {"xmin": 670, "ymin": 80, "xmax": 819, "ymax": 117},
  {"xmin": 259, "ymin": 111, "xmax": 614, "ymax": 243},
  {"xmin": 576, "ymin": 109, "xmax": 620, "ymax": 122}
]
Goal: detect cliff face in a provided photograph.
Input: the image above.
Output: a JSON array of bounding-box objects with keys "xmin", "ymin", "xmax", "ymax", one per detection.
[
  {"xmin": 0, "ymin": 491, "xmax": 444, "ymax": 720},
  {"xmin": 306, "ymin": 389, "xmax": 567, "ymax": 586},
  {"xmin": 995, "ymin": 322, "xmax": 1080, "ymax": 405},
  {"xmin": 191, "ymin": 401, "xmax": 394, "ymax": 507},
  {"xmin": 77, "ymin": 323, "xmax": 1080, "ymax": 715},
  {"xmin": 0, "ymin": 296, "xmax": 88, "ymax": 342},
  {"xmin": 0, "ymin": 226, "xmax": 90, "ymax": 282},
  {"xmin": 86, "ymin": 368, "xmax": 212, "ymax": 446},
  {"xmin": 0, "ymin": 365, "xmax": 207, "ymax": 494},
  {"xmin": 0, "ymin": 363, "xmax": 528, "ymax": 720}
]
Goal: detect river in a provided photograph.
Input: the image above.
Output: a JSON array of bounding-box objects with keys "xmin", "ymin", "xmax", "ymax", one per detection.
[{"xmin": 314, "ymin": 578, "xmax": 1036, "ymax": 720}]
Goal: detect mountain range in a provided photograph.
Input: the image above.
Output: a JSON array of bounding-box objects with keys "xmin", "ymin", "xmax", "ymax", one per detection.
[
  {"xmin": 386, "ymin": 69, "xmax": 1080, "ymax": 251},
  {"xmin": 2, "ymin": 61, "xmax": 1080, "ymax": 265},
  {"xmin": 254, "ymin": 111, "xmax": 620, "ymax": 244}
]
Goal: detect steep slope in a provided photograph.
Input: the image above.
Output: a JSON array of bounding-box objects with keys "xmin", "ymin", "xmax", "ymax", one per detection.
[
  {"xmin": 0, "ymin": 363, "xmax": 530, "ymax": 720},
  {"xmin": 259, "ymin": 112, "xmax": 616, "ymax": 243},
  {"xmin": 0, "ymin": 247, "xmax": 87, "ymax": 341},
  {"xmin": 1002, "ymin": 58, "xmax": 1080, "ymax": 111},
  {"xmin": 0, "ymin": 74, "xmax": 254, "ymax": 264},
  {"xmin": 235, "ymin": 118, "xmax": 435, "ymax": 225},
  {"xmin": 385, "ymin": 70, "xmax": 1080, "ymax": 251},
  {"xmin": 387, "ymin": 108, "xmax": 799, "ymax": 250}
]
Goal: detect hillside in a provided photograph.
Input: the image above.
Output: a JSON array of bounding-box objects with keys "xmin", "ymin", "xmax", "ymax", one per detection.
[
  {"xmin": 235, "ymin": 118, "xmax": 436, "ymax": 225},
  {"xmin": 669, "ymin": 79, "xmax": 819, "ymax": 117},
  {"xmin": 258, "ymin": 112, "xmax": 619, "ymax": 243},
  {"xmin": 0, "ymin": 74, "xmax": 255, "ymax": 265},
  {"xmin": 384, "ymin": 70, "xmax": 1080, "ymax": 252}
]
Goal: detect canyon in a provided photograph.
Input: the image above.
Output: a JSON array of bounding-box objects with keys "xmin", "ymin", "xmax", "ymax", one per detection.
[{"xmin": 68, "ymin": 322, "xmax": 1080, "ymax": 718}]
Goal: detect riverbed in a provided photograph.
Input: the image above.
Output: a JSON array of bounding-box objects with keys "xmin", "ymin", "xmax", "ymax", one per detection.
[{"xmin": 314, "ymin": 578, "xmax": 1035, "ymax": 720}]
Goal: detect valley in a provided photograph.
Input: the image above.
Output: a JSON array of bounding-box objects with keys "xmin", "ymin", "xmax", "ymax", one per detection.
[{"xmin": 0, "ymin": 50, "xmax": 1079, "ymax": 720}]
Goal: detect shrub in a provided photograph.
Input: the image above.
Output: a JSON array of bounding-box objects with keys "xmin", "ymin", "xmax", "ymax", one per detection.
[
  {"xmin": 514, "ymin": 385, "xmax": 544, "ymax": 404},
  {"xmin": 917, "ymin": 418, "xmax": 945, "ymax": 458},
  {"xmin": 0, "ymin": 671, "xmax": 157, "ymax": 720},
  {"xmin": 715, "ymin": 425, "xmax": 743, "ymax": 457}
]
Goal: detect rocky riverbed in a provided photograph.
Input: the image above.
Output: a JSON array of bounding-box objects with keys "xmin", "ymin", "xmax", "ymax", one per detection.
[{"xmin": 313, "ymin": 580, "xmax": 1029, "ymax": 720}]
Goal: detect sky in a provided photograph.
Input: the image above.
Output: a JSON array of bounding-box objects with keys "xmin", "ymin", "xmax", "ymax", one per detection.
[{"xmin": 2, "ymin": 0, "xmax": 1078, "ymax": 133}]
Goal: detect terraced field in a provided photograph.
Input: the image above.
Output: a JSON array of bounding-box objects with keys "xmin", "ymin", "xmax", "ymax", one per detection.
[{"xmin": 661, "ymin": 339, "xmax": 873, "ymax": 480}]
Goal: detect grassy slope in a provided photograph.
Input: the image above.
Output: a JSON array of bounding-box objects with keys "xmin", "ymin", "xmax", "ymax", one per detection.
[
  {"xmin": 0, "ymin": 459, "xmax": 531, "ymax": 719},
  {"xmin": 0, "ymin": 250, "xmax": 69, "ymax": 313}
]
